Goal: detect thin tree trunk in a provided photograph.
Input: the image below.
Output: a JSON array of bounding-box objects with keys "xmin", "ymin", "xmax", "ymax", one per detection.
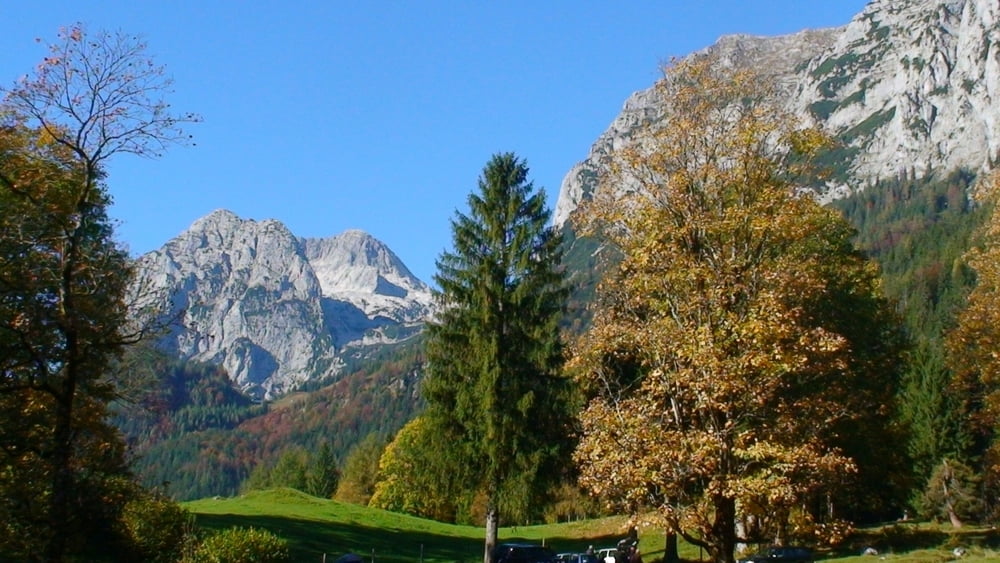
[
  {"xmin": 46, "ymin": 387, "xmax": 75, "ymax": 563},
  {"xmin": 941, "ymin": 461, "xmax": 963, "ymax": 528},
  {"xmin": 45, "ymin": 186, "xmax": 97, "ymax": 562},
  {"xmin": 484, "ymin": 504, "xmax": 500, "ymax": 563},
  {"xmin": 946, "ymin": 502, "xmax": 964, "ymax": 528},
  {"xmin": 46, "ymin": 230, "xmax": 83, "ymax": 563}
]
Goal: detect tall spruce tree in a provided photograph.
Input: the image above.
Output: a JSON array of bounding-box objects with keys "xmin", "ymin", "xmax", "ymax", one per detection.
[
  {"xmin": 423, "ymin": 153, "xmax": 571, "ymax": 563},
  {"xmin": 900, "ymin": 341, "xmax": 971, "ymax": 488}
]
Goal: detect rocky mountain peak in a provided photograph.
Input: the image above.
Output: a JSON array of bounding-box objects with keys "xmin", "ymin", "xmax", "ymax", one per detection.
[
  {"xmin": 553, "ymin": 27, "xmax": 841, "ymax": 227},
  {"xmin": 301, "ymin": 230, "xmax": 433, "ymax": 325},
  {"xmin": 132, "ymin": 211, "xmax": 433, "ymax": 399},
  {"xmin": 791, "ymin": 0, "xmax": 1000, "ymax": 185},
  {"xmin": 555, "ymin": 0, "xmax": 1000, "ymax": 226}
]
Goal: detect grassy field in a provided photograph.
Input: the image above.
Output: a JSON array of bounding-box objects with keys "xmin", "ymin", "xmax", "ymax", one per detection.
[{"xmin": 185, "ymin": 489, "xmax": 1000, "ymax": 562}]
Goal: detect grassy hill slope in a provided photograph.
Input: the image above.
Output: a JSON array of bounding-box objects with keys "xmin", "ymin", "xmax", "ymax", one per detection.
[
  {"xmin": 185, "ymin": 489, "xmax": 1000, "ymax": 563},
  {"xmin": 186, "ymin": 489, "xmax": 632, "ymax": 562}
]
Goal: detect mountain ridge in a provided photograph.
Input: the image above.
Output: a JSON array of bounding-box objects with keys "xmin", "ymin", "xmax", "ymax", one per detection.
[
  {"xmin": 554, "ymin": 0, "xmax": 1000, "ymax": 225},
  {"xmin": 133, "ymin": 0, "xmax": 1000, "ymax": 401},
  {"xmin": 131, "ymin": 209, "xmax": 433, "ymax": 399}
]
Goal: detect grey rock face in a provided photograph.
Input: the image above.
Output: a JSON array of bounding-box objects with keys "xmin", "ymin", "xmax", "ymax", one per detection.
[
  {"xmin": 554, "ymin": 0, "xmax": 1000, "ymax": 226},
  {"xmin": 301, "ymin": 230, "xmax": 433, "ymax": 324},
  {"xmin": 553, "ymin": 28, "xmax": 840, "ymax": 226},
  {"xmin": 794, "ymin": 0, "xmax": 1000, "ymax": 186},
  {"xmin": 301, "ymin": 230, "xmax": 433, "ymax": 349},
  {"xmin": 132, "ymin": 210, "xmax": 433, "ymax": 399}
]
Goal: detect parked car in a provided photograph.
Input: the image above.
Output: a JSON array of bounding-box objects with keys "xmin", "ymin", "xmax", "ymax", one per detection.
[
  {"xmin": 595, "ymin": 547, "xmax": 617, "ymax": 563},
  {"xmin": 493, "ymin": 543, "xmax": 558, "ymax": 563},
  {"xmin": 736, "ymin": 546, "xmax": 814, "ymax": 563},
  {"xmin": 556, "ymin": 553, "xmax": 599, "ymax": 563}
]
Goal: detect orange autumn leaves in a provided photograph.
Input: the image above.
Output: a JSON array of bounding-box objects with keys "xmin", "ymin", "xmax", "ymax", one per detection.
[{"xmin": 569, "ymin": 56, "xmax": 899, "ymax": 556}]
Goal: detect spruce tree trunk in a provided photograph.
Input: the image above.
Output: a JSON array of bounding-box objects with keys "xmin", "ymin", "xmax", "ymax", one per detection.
[{"xmin": 485, "ymin": 504, "xmax": 500, "ymax": 563}]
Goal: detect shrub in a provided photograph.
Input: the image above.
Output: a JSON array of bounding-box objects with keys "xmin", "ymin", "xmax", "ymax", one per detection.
[
  {"xmin": 185, "ymin": 527, "xmax": 290, "ymax": 563},
  {"xmin": 918, "ymin": 459, "xmax": 984, "ymax": 526},
  {"xmin": 118, "ymin": 490, "xmax": 194, "ymax": 562}
]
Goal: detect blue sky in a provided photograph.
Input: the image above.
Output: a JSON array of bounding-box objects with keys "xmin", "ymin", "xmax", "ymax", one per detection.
[{"xmin": 2, "ymin": 1, "xmax": 867, "ymax": 284}]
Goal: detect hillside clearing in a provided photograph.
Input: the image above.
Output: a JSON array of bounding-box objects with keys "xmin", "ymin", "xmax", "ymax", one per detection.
[{"xmin": 185, "ymin": 489, "xmax": 1000, "ymax": 563}]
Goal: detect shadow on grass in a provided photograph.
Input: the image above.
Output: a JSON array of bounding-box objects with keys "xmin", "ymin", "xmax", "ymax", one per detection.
[{"xmin": 195, "ymin": 512, "xmax": 633, "ymax": 563}]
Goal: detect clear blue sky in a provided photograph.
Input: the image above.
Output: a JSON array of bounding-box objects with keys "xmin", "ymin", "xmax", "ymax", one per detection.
[{"xmin": 1, "ymin": 1, "xmax": 868, "ymax": 284}]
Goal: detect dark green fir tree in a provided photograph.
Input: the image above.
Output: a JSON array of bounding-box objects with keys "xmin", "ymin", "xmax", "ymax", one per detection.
[{"xmin": 423, "ymin": 152, "xmax": 572, "ymax": 563}]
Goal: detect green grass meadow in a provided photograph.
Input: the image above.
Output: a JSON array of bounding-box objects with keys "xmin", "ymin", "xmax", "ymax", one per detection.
[{"xmin": 185, "ymin": 489, "xmax": 1000, "ymax": 562}]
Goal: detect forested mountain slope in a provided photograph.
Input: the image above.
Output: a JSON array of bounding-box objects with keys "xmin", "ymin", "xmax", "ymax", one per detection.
[{"xmin": 116, "ymin": 340, "xmax": 424, "ymax": 501}]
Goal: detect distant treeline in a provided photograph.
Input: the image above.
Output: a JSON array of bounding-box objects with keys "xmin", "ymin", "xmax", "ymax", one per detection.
[{"xmin": 114, "ymin": 339, "xmax": 425, "ymax": 501}]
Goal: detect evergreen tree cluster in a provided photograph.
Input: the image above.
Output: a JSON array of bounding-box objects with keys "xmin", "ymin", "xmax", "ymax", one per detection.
[
  {"xmin": 832, "ymin": 170, "xmax": 981, "ymax": 339},
  {"xmin": 832, "ymin": 170, "xmax": 986, "ymax": 501}
]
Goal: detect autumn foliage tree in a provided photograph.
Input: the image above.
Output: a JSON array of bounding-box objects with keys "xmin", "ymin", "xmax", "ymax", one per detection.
[
  {"xmin": 334, "ymin": 433, "xmax": 388, "ymax": 506},
  {"xmin": 570, "ymin": 57, "xmax": 904, "ymax": 563},
  {"xmin": 369, "ymin": 417, "xmax": 460, "ymax": 521},
  {"xmin": 0, "ymin": 25, "xmax": 197, "ymax": 561},
  {"xmin": 946, "ymin": 171, "xmax": 1000, "ymax": 516},
  {"xmin": 0, "ymin": 122, "xmax": 134, "ymax": 560}
]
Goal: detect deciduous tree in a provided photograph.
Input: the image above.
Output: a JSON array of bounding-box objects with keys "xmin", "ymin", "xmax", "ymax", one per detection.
[
  {"xmin": 423, "ymin": 153, "xmax": 572, "ymax": 563},
  {"xmin": 0, "ymin": 24, "xmax": 197, "ymax": 561},
  {"xmin": 370, "ymin": 417, "xmax": 459, "ymax": 521},
  {"xmin": 0, "ymin": 115, "xmax": 136, "ymax": 562},
  {"xmin": 570, "ymin": 57, "xmax": 904, "ymax": 563},
  {"xmin": 334, "ymin": 433, "xmax": 387, "ymax": 506},
  {"xmin": 946, "ymin": 171, "xmax": 1000, "ymax": 514},
  {"xmin": 243, "ymin": 448, "xmax": 309, "ymax": 494}
]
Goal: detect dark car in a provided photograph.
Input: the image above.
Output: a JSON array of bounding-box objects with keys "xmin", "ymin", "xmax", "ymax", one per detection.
[
  {"xmin": 493, "ymin": 543, "xmax": 558, "ymax": 563},
  {"xmin": 556, "ymin": 553, "xmax": 600, "ymax": 563},
  {"xmin": 736, "ymin": 546, "xmax": 814, "ymax": 563}
]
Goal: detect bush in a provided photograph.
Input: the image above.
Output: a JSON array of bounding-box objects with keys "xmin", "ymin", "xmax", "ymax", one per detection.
[
  {"xmin": 119, "ymin": 492, "xmax": 194, "ymax": 562},
  {"xmin": 185, "ymin": 527, "xmax": 290, "ymax": 563},
  {"xmin": 917, "ymin": 459, "xmax": 983, "ymax": 526}
]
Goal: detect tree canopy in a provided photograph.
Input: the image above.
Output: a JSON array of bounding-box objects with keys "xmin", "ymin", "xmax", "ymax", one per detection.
[
  {"xmin": 946, "ymin": 171, "xmax": 1000, "ymax": 512},
  {"xmin": 422, "ymin": 152, "xmax": 572, "ymax": 562},
  {"xmin": 0, "ymin": 25, "xmax": 197, "ymax": 560},
  {"xmin": 570, "ymin": 57, "xmax": 905, "ymax": 563}
]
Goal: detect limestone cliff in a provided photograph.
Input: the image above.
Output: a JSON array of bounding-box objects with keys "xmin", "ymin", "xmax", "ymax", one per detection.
[{"xmin": 132, "ymin": 210, "xmax": 433, "ymax": 399}]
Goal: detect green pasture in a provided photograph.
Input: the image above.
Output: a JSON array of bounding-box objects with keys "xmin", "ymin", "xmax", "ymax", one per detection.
[{"xmin": 185, "ymin": 489, "xmax": 1000, "ymax": 562}]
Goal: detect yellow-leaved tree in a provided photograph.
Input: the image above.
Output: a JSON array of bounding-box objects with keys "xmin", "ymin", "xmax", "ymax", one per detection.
[
  {"xmin": 0, "ymin": 25, "xmax": 198, "ymax": 561},
  {"xmin": 946, "ymin": 171, "xmax": 1000, "ymax": 518},
  {"xmin": 570, "ymin": 56, "xmax": 905, "ymax": 563},
  {"xmin": 369, "ymin": 417, "xmax": 460, "ymax": 522}
]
